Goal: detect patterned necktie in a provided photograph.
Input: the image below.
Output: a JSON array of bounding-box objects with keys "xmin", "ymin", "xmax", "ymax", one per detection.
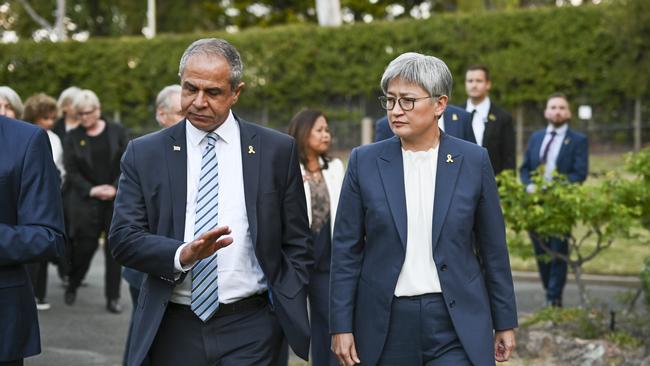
[
  {"xmin": 541, "ymin": 131, "xmax": 557, "ymax": 164},
  {"xmin": 191, "ymin": 132, "xmax": 221, "ymax": 322}
]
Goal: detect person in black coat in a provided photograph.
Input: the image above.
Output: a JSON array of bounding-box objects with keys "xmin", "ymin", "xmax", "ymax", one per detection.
[
  {"xmin": 463, "ymin": 64, "xmax": 516, "ymax": 175},
  {"xmin": 63, "ymin": 89, "xmax": 128, "ymax": 313}
]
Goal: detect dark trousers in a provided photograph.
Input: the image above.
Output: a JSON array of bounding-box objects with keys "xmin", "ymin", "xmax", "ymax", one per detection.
[
  {"xmin": 378, "ymin": 293, "xmax": 471, "ymax": 365},
  {"xmin": 0, "ymin": 360, "xmax": 23, "ymax": 366},
  {"xmin": 68, "ymin": 235, "xmax": 122, "ymax": 300},
  {"xmin": 147, "ymin": 302, "xmax": 283, "ymax": 366},
  {"xmin": 123, "ymin": 285, "xmax": 140, "ymax": 365},
  {"xmin": 27, "ymin": 261, "xmax": 48, "ymax": 300},
  {"xmin": 309, "ymin": 270, "xmax": 337, "ymax": 366},
  {"xmin": 530, "ymin": 233, "xmax": 569, "ymax": 302},
  {"xmin": 68, "ymin": 203, "xmax": 121, "ymax": 300}
]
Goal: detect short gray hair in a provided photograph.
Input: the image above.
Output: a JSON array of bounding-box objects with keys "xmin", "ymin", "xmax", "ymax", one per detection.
[
  {"xmin": 178, "ymin": 38, "xmax": 243, "ymax": 90},
  {"xmin": 72, "ymin": 89, "xmax": 101, "ymax": 111},
  {"xmin": 57, "ymin": 86, "xmax": 81, "ymax": 111},
  {"xmin": 156, "ymin": 84, "xmax": 181, "ymax": 111},
  {"xmin": 0, "ymin": 86, "xmax": 24, "ymax": 118},
  {"xmin": 380, "ymin": 52, "xmax": 453, "ymax": 99}
]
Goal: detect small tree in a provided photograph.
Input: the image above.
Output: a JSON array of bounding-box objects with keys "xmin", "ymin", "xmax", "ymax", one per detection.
[{"xmin": 498, "ymin": 169, "xmax": 640, "ymax": 308}]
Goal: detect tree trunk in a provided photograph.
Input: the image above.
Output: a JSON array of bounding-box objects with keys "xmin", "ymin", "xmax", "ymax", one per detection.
[
  {"xmin": 315, "ymin": 0, "xmax": 342, "ymax": 26},
  {"xmin": 634, "ymin": 97, "xmax": 642, "ymax": 151},
  {"xmin": 515, "ymin": 105, "xmax": 524, "ymax": 158},
  {"xmin": 54, "ymin": 0, "xmax": 66, "ymax": 41},
  {"xmin": 572, "ymin": 262, "xmax": 589, "ymax": 308}
]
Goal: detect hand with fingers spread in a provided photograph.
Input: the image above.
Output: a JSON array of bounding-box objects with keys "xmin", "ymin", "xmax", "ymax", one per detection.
[
  {"xmin": 180, "ymin": 226, "xmax": 233, "ymax": 267},
  {"xmin": 332, "ymin": 333, "xmax": 360, "ymax": 366},
  {"xmin": 494, "ymin": 329, "xmax": 516, "ymax": 362}
]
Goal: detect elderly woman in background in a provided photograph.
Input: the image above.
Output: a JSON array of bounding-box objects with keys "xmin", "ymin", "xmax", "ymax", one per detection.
[
  {"xmin": 52, "ymin": 86, "xmax": 81, "ymax": 140},
  {"xmin": 22, "ymin": 93, "xmax": 66, "ymax": 310},
  {"xmin": 63, "ymin": 89, "xmax": 128, "ymax": 314},
  {"xmin": 287, "ymin": 109, "xmax": 345, "ymax": 366},
  {"xmin": 0, "ymin": 86, "xmax": 24, "ymax": 119}
]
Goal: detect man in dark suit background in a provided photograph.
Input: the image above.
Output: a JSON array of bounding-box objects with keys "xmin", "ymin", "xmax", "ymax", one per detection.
[
  {"xmin": 0, "ymin": 116, "xmax": 66, "ymax": 365},
  {"xmin": 109, "ymin": 38, "xmax": 312, "ymax": 366},
  {"xmin": 375, "ymin": 104, "xmax": 476, "ymax": 143},
  {"xmin": 520, "ymin": 93, "xmax": 588, "ymax": 307},
  {"xmin": 464, "ymin": 64, "xmax": 516, "ymax": 175},
  {"xmin": 331, "ymin": 52, "xmax": 517, "ymax": 366}
]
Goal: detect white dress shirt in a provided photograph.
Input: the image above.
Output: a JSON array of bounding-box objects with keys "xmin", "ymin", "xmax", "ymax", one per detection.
[
  {"xmin": 394, "ymin": 147, "xmax": 442, "ymax": 296},
  {"xmin": 438, "ymin": 115, "xmax": 446, "ymax": 132},
  {"xmin": 46, "ymin": 130, "xmax": 66, "ymax": 184},
  {"xmin": 171, "ymin": 112, "xmax": 267, "ymax": 305},
  {"xmin": 466, "ymin": 97, "xmax": 491, "ymax": 147},
  {"xmin": 540, "ymin": 123, "xmax": 568, "ymax": 182}
]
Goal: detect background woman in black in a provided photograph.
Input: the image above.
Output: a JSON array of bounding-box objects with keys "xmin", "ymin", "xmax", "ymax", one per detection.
[{"xmin": 63, "ymin": 89, "xmax": 128, "ymax": 313}]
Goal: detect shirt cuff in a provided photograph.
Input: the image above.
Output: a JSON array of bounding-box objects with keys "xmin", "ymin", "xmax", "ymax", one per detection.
[
  {"xmin": 526, "ymin": 184, "xmax": 537, "ymax": 194},
  {"xmin": 174, "ymin": 242, "xmax": 196, "ymax": 273}
]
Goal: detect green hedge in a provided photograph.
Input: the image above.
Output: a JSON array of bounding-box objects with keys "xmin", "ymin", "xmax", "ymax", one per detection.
[{"xmin": 0, "ymin": 5, "xmax": 636, "ymax": 130}]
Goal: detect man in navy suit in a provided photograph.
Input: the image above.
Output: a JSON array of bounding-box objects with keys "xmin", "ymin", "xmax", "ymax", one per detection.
[
  {"xmin": 0, "ymin": 116, "xmax": 66, "ymax": 365},
  {"xmin": 520, "ymin": 93, "xmax": 588, "ymax": 307},
  {"xmin": 330, "ymin": 53, "xmax": 517, "ymax": 366},
  {"xmin": 109, "ymin": 38, "xmax": 312, "ymax": 365},
  {"xmin": 375, "ymin": 104, "xmax": 476, "ymax": 143}
]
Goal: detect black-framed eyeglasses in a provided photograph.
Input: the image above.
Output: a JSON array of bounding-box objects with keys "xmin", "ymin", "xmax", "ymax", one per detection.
[{"xmin": 378, "ymin": 95, "xmax": 440, "ymax": 111}]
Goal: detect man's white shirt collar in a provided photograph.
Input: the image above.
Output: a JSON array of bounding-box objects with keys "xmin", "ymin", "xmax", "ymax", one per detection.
[{"xmin": 185, "ymin": 110, "xmax": 237, "ymax": 146}]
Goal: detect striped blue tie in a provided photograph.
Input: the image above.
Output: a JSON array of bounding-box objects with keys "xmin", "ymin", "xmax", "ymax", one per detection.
[{"xmin": 191, "ymin": 132, "xmax": 221, "ymax": 322}]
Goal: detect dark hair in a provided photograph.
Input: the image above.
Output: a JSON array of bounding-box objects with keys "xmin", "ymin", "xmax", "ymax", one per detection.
[
  {"xmin": 466, "ymin": 64, "xmax": 491, "ymax": 81},
  {"xmin": 287, "ymin": 108, "xmax": 330, "ymax": 170},
  {"xmin": 23, "ymin": 93, "xmax": 57, "ymax": 124}
]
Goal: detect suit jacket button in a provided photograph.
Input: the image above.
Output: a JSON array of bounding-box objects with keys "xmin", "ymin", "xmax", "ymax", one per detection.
[
  {"xmin": 449, "ymin": 300, "xmax": 455, "ymax": 308},
  {"xmin": 440, "ymin": 264, "xmax": 447, "ymax": 272}
]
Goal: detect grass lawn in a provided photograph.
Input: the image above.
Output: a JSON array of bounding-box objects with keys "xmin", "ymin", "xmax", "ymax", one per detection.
[{"xmin": 508, "ymin": 152, "xmax": 650, "ymax": 276}]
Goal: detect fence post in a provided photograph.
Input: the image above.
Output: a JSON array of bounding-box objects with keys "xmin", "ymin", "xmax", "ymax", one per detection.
[
  {"xmin": 361, "ymin": 117, "xmax": 373, "ymax": 146},
  {"xmin": 634, "ymin": 97, "xmax": 642, "ymax": 151},
  {"xmin": 515, "ymin": 105, "xmax": 524, "ymax": 157}
]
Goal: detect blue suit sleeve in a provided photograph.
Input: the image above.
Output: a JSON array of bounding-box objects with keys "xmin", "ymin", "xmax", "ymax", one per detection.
[
  {"xmin": 0, "ymin": 129, "xmax": 65, "ymax": 265},
  {"xmin": 329, "ymin": 148, "xmax": 366, "ymax": 334},
  {"xmin": 475, "ymin": 149, "xmax": 518, "ymax": 330},
  {"xmin": 109, "ymin": 140, "xmax": 183, "ymax": 280},
  {"xmin": 567, "ymin": 135, "xmax": 588, "ymax": 183}
]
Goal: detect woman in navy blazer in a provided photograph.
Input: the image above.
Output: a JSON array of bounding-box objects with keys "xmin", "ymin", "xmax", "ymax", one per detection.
[{"xmin": 288, "ymin": 109, "xmax": 344, "ymax": 366}]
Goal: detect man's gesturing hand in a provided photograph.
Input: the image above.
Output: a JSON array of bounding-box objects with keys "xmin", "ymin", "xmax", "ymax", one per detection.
[
  {"xmin": 180, "ymin": 226, "xmax": 233, "ymax": 267},
  {"xmin": 332, "ymin": 333, "xmax": 360, "ymax": 366}
]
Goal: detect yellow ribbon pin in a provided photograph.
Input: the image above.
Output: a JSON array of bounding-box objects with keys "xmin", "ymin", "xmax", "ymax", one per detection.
[
  {"xmin": 80, "ymin": 140, "xmax": 86, "ymax": 147},
  {"xmin": 248, "ymin": 145, "xmax": 256, "ymax": 154},
  {"xmin": 452, "ymin": 113, "xmax": 458, "ymax": 121},
  {"xmin": 446, "ymin": 154, "xmax": 454, "ymax": 163},
  {"xmin": 488, "ymin": 113, "xmax": 496, "ymax": 121}
]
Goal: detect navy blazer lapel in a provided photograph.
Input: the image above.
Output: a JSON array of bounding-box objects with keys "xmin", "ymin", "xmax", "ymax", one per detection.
[
  {"xmin": 530, "ymin": 132, "xmax": 545, "ymax": 169},
  {"xmin": 442, "ymin": 109, "xmax": 458, "ymax": 137},
  {"xmin": 377, "ymin": 137, "xmax": 408, "ymax": 250},
  {"xmin": 166, "ymin": 120, "xmax": 188, "ymax": 241},
  {"xmin": 431, "ymin": 134, "xmax": 463, "ymax": 252},
  {"xmin": 238, "ymin": 118, "xmax": 259, "ymax": 246},
  {"xmin": 555, "ymin": 129, "xmax": 573, "ymax": 167}
]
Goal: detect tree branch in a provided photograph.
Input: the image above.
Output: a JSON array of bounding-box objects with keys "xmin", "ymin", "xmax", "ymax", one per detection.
[{"xmin": 17, "ymin": 0, "xmax": 53, "ymax": 31}]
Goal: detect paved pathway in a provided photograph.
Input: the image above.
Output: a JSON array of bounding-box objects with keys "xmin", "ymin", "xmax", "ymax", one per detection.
[{"xmin": 26, "ymin": 248, "xmax": 644, "ymax": 365}]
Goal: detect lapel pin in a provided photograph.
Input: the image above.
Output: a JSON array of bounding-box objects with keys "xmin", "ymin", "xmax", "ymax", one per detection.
[
  {"xmin": 452, "ymin": 113, "xmax": 459, "ymax": 121},
  {"xmin": 248, "ymin": 145, "xmax": 256, "ymax": 154},
  {"xmin": 564, "ymin": 138, "xmax": 570, "ymax": 145},
  {"xmin": 173, "ymin": 145, "xmax": 181, "ymax": 151},
  {"xmin": 446, "ymin": 154, "xmax": 454, "ymax": 163},
  {"xmin": 488, "ymin": 113, "xmax": 497, "ymax": 122},
  {"xmin": 80, "ymin": 140, "xmax": 86, "ymax": 147}
]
